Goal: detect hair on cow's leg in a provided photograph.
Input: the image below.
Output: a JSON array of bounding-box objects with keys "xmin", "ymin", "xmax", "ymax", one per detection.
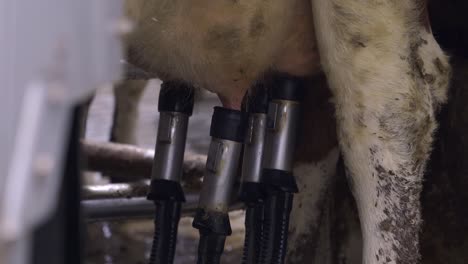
[
  {"xmin": 287, "ymin": 148, "xmax": 339, "ymax": 263},
  {"xmin": 310, "ymin": 0, "xmax": 451, "ymax": 263},
  {"xmin": 110, "ymin": 80, "xmax": 147, "ymax": 144}
]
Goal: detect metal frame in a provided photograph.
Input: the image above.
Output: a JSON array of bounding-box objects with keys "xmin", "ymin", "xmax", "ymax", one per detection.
[
  {"xmin": 81, "ymin": 182, "xmax": 243, "ymax": 222},
  {"xmin": 81, "ymin": 140, "xmax": 206, "ymax": 182},
  {"xmin": 80, "ymin": 141, "xmax": 242, "ymax": 222}
]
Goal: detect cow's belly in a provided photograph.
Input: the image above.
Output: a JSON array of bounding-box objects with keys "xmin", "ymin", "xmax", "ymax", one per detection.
[{"xmin": 124, "ymin": 0, "xmax": 320, "ymax": 108}]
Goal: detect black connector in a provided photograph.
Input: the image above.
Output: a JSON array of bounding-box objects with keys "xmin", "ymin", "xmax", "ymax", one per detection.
[
  {"xmin": 210, "ymin": 107, "xmax": 247, "ymax": 142},
  {"xmin": 269, "ymin": 74, "xmax": 305, "ymax": 102},
  {"xmin": 243, "ymin": 81, "xmax": 270, "ymax": 114},
  {"xmin": 158, "ymin": 81, "xmax": 195, "ymax": 115},
  {"xmin": 193, "ymin": 209, "xmax": 232, "ymax": 264},
  {"xmin": 197, "ymin": 232, "xmax": 227, "ymax": 264}
]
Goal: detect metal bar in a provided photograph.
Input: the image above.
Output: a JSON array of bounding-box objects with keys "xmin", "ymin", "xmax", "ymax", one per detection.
[
  {"xmin": 82, "ymin": 196, "xmax": 244, "ymax": 222},
  {"xmin": 81, "ymin": 181, "xmax": 202, "ymax": 200},
  {"xmin": 82, "ymin": 181, "xmax": 151, "ymax": 200},
  {"xmin": 81, "ymin": 182, "xmax": 244, "ymax": 221},
  {"xmin": 80, "ymin": 140, "xmax": 206, "ymax": 182},
  {"xmin": 80, "ymin": 143, "xmax": 244, "ymax": 221}
]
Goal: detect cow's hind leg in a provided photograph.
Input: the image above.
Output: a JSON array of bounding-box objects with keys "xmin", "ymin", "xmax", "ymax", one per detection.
[
  {"xmin": 310, "ymin": 0, "xmax": 451, "ymax": 263},
  {"xmin": 111, "ymin": 80, "xmax": 147, "ymax": 144}
]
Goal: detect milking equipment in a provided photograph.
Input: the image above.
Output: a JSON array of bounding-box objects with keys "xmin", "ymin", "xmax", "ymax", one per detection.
[
  {"xmin": 259, "ymin": 74, "xmax": 304, "ymax": 264},
  {"xmin": 239, "ymin": 83, "xmax": 269, "ymax": 264},
  {"xmin": 193, "ymin": 107, "xmax": 247, "ymax": 264},
  {"xmin": 147, "ymin": 81, "xmax": 195, "ymax": 264}
]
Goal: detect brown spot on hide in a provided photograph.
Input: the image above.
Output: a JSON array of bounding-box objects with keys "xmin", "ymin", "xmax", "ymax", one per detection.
[
  {"xmin": 204, "ymin": 25, "xmax": 241, "ymax": 54},
  {"xmin": 249, "ymin": 10, "xmax": 266, "ymax": 37},
  {"xmin": 433, "ymin": 58, "xmax": 449, "ymax": 75},
  {"xmin": 424, "ymin": 73, "xmax": 435, "ymax": 84},
  {"xmin": 351, "ymin": 34, "xmax": 369, "ymax": 48},
  {"xmin": 379, "ymin": 219, "xmax": 393, "ymax": 232}
]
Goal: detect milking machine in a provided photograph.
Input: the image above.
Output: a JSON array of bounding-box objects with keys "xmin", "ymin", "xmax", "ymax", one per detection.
[
  {"xmin": 192, "ymin": 107, "xmax": 247, "ymax": 264},
  {"xmin": 239, "ymin": 83, "xmax": 269, "ymax": 264},
  {"xmin": 147, "ymin": 81, "xmax": 195, "ymax": 264},
  {"xmin": 258, "ymin": 74, "xmax": 304, "ymax": 264},
  {"xmin": 189, "ymin": 74, "xmax": 302, "ymax": 264},
  {"xmin": 77, "ymin": 74, "xmax": 301, "ymax": 264}
]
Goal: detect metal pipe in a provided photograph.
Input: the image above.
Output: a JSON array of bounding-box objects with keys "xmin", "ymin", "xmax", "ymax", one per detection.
[
  {"xmin": 151, "ymin": 112, "xmax": 189, "ymax": 182},
  {"xmin": 80, "ymin": 140, "xmax": 206, "ymax": 182},
  {"xmin": 83, "ymin": 197, "xmax": 158, "ymax": 221},
  {"xmin": 82, "ymin": 196, "xmax": 244, "ymax": 222},
  {"xmin": 82, "ymin": 181, "xmax": 204, "ymax": 201},
  {"xmin": 242, "ymin": 113, "xmax": 267, "ymax": 183},
  {"xmin": 82, "ymin": 181, "xmax": 151, "ymax": 200},
  {"xmin": 81, "ymin": 182, "xmax": 198, "ymax": 221},
  {"xmin": 262, "ymin": 100, "xmax": 301, "ymax": 172},
  {"xmin": 198, "ymin": 138, "xmax": 243, "ymax": 212}
]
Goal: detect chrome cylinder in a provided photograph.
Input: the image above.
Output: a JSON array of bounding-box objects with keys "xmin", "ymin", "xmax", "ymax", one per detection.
[
  {"xmin": 151, "ymin": 112, "xmax": 189, "ymax": 182},
  {"xmin": 198, "ymin": 138, "xmax": 243, "ymax": 213},
  {"xmin": 262, "ymin": 100, "xmax": 300, "ymax": 172},
  {"xmin": 241, "ymin": 113, "xmax": 267, "ymax": 183}
]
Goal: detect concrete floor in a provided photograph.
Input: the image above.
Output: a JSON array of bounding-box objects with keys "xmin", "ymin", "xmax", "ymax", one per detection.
[{"xmin": 84, "ymin": 80, "xmax": 245, "ymax": 264}]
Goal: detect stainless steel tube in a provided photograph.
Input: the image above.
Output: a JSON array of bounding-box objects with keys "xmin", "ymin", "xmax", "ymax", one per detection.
[
  {"xmin": 82, "ymin": 196, "xmax": 244, "ymax": 222},
  {"xmin": 241, "ymin": 113, "xmax": 267, "ymax": 183},
  {"xmin": 82, "ymin": 181, "xmax": 150, "ymax": 200},
  {"xmin": 81, "ymin": 140, "xmax": 206, "ymax": 182},
  {"xmin": 262, "ymin": 100, "xmax": 301, "ymax": 172},
  {"xmin": 198, "ymin": 138, "xmax": 243, "ymax": 213},
  {"xmin": 151, "ymin": 112, "xmax": 190, "ymax": 182}
]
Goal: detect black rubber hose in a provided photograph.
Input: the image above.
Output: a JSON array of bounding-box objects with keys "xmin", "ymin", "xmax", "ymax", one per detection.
[
  {"xmin": 259, "ymin": 192, "xmax": 277, "ymax": 264},
  {"xmin": 148, "ymin": 200, "xmax": 182, "ymax": 264},
  {"xmin": 242, "ymin": 203, "xmax": 264, "ymax": 264},
  {"xmin": 196, "ymin": 232, "xmax": 227, "ymax": 264},
  {"xmin": 272, "ymin": 192, "xmax": 293, "ymax": 264},
  {"xmin": 259, "ymin": 191, "xmax": 294, "ymax": 264}
]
